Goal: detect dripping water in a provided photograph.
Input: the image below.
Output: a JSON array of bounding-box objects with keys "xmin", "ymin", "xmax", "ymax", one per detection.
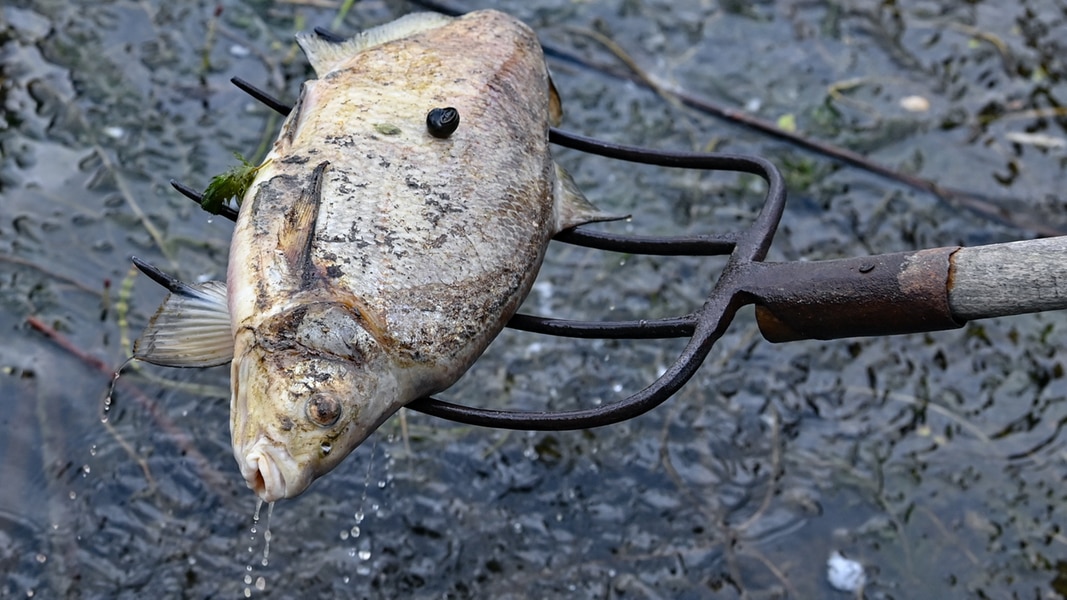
[
  {"xmin": 103, "ymin": 356, "xmax": 137, "ymax": 423},
  {"xmin": 243, "ymin": 499, "xmax": 274, "ymax": 596},
  {"xmin": 339, "ymin": 435, "xmax": 379, "ymax": 582}
]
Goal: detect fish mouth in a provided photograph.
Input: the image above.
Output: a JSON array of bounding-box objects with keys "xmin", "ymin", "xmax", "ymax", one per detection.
[{"xmin": 238, "ymin": 440, "xmax": 309, "ymax": 502}]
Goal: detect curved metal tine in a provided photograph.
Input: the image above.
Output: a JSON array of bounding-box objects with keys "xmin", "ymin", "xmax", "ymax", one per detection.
[
  {"xmin": 408, "ymin": 155, "xmax": 786, "ymax": 430},
  {"xmin": 507, "ymin": 313, "xmax": 695, "ymax": 339}
]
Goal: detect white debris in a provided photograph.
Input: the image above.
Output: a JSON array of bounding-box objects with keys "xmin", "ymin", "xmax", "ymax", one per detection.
[
  {"xmin": 102, "ymin": 126, "xmax": 125, "ymax": 139},
  {"xmin": 899, "ymin": 95, "xmax": 930, "ymax": 112},
  {"xmin": 1004, "ymin": 131, "xmax": 1067, "ymax": 149},
  {"xmin": 827, "ymin": 550, "xmax": 866, "ymax": 593},
  {"xmin": 229, "ymin": 44, "xmax": 251, "ymax": 58}
]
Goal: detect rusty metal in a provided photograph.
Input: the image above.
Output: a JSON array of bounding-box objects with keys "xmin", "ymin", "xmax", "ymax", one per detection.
[
  {"xmin": 749, "ymin": 248, "xmax": 965, "ymax": 342},
  {"xmin": 155, "ymin": 75, "xmax": 979, "ymax": 433}
]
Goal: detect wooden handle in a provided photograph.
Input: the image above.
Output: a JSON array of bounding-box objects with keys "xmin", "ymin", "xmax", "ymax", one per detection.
[{"xmin": 949, "ymin": 236, "xmax": 1067, "ymax": 320}]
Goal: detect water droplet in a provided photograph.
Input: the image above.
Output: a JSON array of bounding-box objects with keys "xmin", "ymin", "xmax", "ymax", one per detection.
[
  {"xmin": 343, "ymin": 576, "xmax": 350, "ymax": 584},
  {"xmin": 81, "ymin": 465, "xmax": 91, "ymax": 477},
  {"xmin": 103, "ymin": 360, "xmax": 134, "ymax": 423},
  {"xmin": 339, "ymin": 530, "xmax": 349, "ymax": 541},
  {"xmin": 377, "ymin": 480, "xmax": 386, "ymax": 489},
  {"xmin": 350, "ymin": 526, "xmax": 360, "ymax": 538},
  {"xmin": 255, "ymin": 576, "xmax": 266, "ymax": 591},
  {"xmin": 356, "ymin": 565, "xmax": 371, "ymax": 576},
  {"xmin": 353, "ymin": 510, "xmax": 364, "ymax": 524},
  {"xmin": 248, "ymin": 501, "xmax": 275, "ymax": 569},
  {"xmin": 348, "ymin": 549, "xmax": 357, "ymax": 558},
  {"xmin": 89, "ymin": 445, "xmax": 97, "ymax": 457},
  {"xmin": 68, "ymin": 491, "xmax": 76, "ymax": 500},
  {"xmin": 243, "ymin": 588, "xmax": 251, "ymax": 598},
  {"xmin": 244, "ymin": 575, "xmax": 252, "ymax": 585},
  {"xmin": 357, "ymin": 550, "xmax": 371, "ymax": 561},
  {"xmin": 34, "ymin": 554, "xmax": 46, "ymax": 564}
]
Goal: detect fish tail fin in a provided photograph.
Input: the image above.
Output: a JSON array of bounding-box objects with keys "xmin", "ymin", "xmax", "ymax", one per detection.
[
  {"xmin": 296, "ymin": 12, "xmax": 455, "ymax": 76},
  {"xmin": 554, "ymin": 163, "xmax": 629, "ymax": 231}
]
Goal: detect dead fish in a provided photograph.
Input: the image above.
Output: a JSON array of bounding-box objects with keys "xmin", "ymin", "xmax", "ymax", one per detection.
[{"xmin": 134, "ymin": 9, "xmax": 619, "ymax": 502}]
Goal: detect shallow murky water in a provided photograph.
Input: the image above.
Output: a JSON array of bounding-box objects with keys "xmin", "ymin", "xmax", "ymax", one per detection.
[{"xmin": 3, "ymin": 0, "xmax": 1067, "ymax": 598}]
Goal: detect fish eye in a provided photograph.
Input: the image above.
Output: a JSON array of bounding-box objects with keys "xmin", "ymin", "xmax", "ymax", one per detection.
[
  {"xmin": 306, "ymin": 394, "xmax": 341, "ymax": 427},
  {"xmin": 426, "ymin": 107, "xmax": 460, "ymax": 139}
]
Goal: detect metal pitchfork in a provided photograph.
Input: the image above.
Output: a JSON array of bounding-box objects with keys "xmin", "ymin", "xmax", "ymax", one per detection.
[{"xmin": 150, "ymin": 75, "xmax": 1067, "ymax": 434}]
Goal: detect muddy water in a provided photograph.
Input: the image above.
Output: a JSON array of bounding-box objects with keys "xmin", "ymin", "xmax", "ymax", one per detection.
[{"xmin": 2, "ymin": 0, "xmax": 1067, "ymax": 597}]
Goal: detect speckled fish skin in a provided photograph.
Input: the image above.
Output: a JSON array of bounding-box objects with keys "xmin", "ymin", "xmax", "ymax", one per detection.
[{"xmin": 226, "ymin": 10, "xmax": 599, "ymax": 502}]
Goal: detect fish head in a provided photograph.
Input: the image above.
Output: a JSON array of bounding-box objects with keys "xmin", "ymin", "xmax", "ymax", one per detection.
[{"xmin": 229, "ymin": 303, "xmax": 399, "ymax": 502}]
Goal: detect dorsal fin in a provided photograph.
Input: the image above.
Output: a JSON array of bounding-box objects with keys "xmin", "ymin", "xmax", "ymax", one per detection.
[{"xmin": 296, "ymin": 12, "xmax": 455, "ymax": 76}]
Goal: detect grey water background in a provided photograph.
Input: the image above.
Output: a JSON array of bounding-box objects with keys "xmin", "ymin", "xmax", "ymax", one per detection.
[{"xmin": 3, "ymin": 0, "xmax": 1067, "ymax": 597}]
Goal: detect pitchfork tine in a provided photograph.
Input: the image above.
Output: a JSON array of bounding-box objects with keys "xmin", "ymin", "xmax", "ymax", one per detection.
[
  {"xmin": 131, "ymin": 257, "xmax": 199, "ymax": 297},
  {"xmin": 230, "ymin": 77, "xmax": 291, "ymax": 117}
]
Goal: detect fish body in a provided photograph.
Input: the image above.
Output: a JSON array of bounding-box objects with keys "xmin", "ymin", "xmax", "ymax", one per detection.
[{"xmin": 134, "ymin": 10, "xmax": 616, "ymax": 501}]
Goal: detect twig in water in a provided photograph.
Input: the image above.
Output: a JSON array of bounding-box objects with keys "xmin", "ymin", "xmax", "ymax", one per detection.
[
  {"xmin": 0, "ymin": 255, "xmax": 101, "ymax": 296},
  {"xmin": 91, "ymin": 147, "xmax": 176, "ymax": 268},
  {"xmin": 201, "ymin": 4, "xmax": 223, "ymax": 73}
]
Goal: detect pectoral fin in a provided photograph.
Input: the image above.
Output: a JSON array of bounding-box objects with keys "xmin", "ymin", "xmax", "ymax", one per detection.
[
  {"xmin": 553, "ymin": 163, "xmax": 630, "ymax": 231},
  {"xmin": 548, "ymin": 76, "xmax": 563, "ymax": 128},
  {"xmin": 281, "ymin": 161, "xmax": 329, "ymax": 286},
  {"xmin": 132, "ymin": 258, "xmax": 233, "ymax": 368}
]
